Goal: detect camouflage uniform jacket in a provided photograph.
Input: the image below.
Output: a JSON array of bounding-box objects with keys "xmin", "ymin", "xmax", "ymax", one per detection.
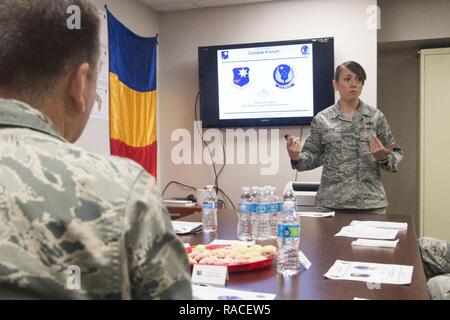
[
  {"xmin": 0, "ymin": 99, "xmax": 192, "ymax": 299},
  {"xmin": 292, "ymin": 101, "xmax": 403, "ymax": 209},
  {"xmin": 418, "ymin": 237, "xmax": 450, "ymax": 300}
]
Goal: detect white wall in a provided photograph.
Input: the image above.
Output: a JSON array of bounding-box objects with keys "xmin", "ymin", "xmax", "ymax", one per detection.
[
  {"xmin": 76, "ymin": 0, "xmax": 159, "ymax": 158},
  {"xmin": 378, "ymin": 46, "xmax": 420, "ymax": 227},
  {"xmin": 158, "ymin": 0, "xmax": 377, "ymax": 203},
  {"xmin": 377, "ymin": 0, "xmax": 450, "ymax": 227},
  {"xmin": 379, "ymin": 0, "xmax": 450, "ymax": 43}
]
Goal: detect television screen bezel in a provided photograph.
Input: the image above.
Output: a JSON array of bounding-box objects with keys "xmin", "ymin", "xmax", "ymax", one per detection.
[{"xmin": 198, "ymin": 37, "xmax": 335, "ymax": 128}]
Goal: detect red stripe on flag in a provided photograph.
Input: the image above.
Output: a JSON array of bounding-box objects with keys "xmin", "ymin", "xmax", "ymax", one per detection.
[{"xmin": 110, "ymin": 139, "xmax": 157, "ymax": 177}]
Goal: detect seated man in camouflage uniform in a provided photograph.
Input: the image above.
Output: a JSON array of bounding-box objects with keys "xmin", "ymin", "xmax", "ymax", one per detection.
[
  {"xmin": 0, "ymin": 0, "xmax": 192, "ymax": 299},
  {"xmin": 418, "ymin": 237, "xmax": 450, "ymax": 300}
]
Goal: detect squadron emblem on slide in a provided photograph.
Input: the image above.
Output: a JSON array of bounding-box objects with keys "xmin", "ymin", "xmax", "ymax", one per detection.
[
  {"xmin": 273, "ymin": 64, "xmax": 295, "ymax": 89},
  {"xmin": 232, "ymin": 67, "xmax": 250, "ymax": 88}
]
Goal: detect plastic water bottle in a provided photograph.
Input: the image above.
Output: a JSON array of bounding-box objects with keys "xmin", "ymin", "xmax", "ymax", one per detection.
[
  {"xmin": 250, "ymin": 186, "xmax": 259, "ymax": 202},
  {"xmin": 277, "ymin": 191, "xmax": 300, "ymax": 276},
  {"xmin": 254, "ymin": 187, "xmax": 271, "ymax": 241},
  {"xmin": 269, "ymin": 186, "xmax": 282, "ymax": 239},
  {"xmin": 282, "ymin": 186, "xmax": 297, "ymax": 214},
  {"xmin": 202, "ymin": 185, "xmax": 218, "ymax": 232},
  {"xmin": 237, "ymin": 187, "xmax": 253, "ymax": 241},
  {"xmin": 265, "ymin": 186, "xmax": 275, "ymax": 238},
  {"xmin": 249, "ymin": 186, "xmax": 259, "ymax": 234}
]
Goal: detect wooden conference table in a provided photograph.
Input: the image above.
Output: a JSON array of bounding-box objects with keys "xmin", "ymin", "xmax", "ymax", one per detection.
[{"xmin": 177, "ymin": 209, "xmax": 429, "ymax": 300}]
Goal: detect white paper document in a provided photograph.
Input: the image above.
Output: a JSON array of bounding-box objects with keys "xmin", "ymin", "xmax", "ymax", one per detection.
[
  {"xmin": 164, "ymin": 199, "xmax": 195, "ymax": 206},
  {"xmin": 171, "ymin": 221, "xmax": 203, "ymax": 234},
  {"xmin": 192, "ymin": 284, "xmax": 276, "ymax": 300},
  {"xmin": 335, "ymin": 225, "xmax": 398, "ymax": 240},
  {"xmin": 209, "ymin": 239, "xmax": 255, "ymax": 246},
  {"xmin": 191, "ymin": 265, "xmax": 229, "ymax": 287},
  {"xmin": 324, "ymin": 260, "xmax": 413, "ymax": 285},
  {"xmin": 296, "ymin": 211, "xmax": 335, "ymax": 218},
  {"xmin": 351, "ymin": 238, "xmax": 399, "ymax": 248},
  {"xmin": 350, "ymin": 220, "xmax": 407, "ymax": 231},
  {"xmin": 299, "ymin": 250, "xmax": 312, "ymax": 269}
]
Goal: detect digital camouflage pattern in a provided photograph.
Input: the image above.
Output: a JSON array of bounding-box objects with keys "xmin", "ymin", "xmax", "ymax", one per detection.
[
  {"xmin": 0, "ymin": 99, "xmax": 192, "ymax": 299},
  {"xmin": 292, "ymin": 101, "xmax": 403, "ymax": 209},
  {"xmin": 418, "ymin": 237, "xmax": 450, "ymax": 300}
]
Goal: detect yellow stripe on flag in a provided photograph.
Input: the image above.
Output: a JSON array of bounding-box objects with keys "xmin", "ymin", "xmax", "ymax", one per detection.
[{"xmin": 109, "ymin": 73, "xmax": 157, "ymax": 147}]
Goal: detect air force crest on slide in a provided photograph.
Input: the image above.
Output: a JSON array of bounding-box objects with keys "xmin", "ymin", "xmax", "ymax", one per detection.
[
  {"xmin": 221, "ymin": 51, "xmax": 229, "ymax": 59},
  {"xmin": 301, "ymin": 45, "xmax": 310, "ymax": 55},
  {"xmin": 273, "ymin": 64, "xmax": 295, "ymax": 89},
  {"xmin": 233, "ymin": 67, "xmax": 250, "ymax": 87}
]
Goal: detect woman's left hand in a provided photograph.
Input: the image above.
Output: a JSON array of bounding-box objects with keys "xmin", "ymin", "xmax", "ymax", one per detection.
[{"xmin": 370, "ymin": 136, "xmax": 395, "ymax": 161}]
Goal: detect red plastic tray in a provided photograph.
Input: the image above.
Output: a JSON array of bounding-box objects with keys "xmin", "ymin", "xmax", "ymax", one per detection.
[{"xmin": 186, "ymin": 244, "xmax": 275, "ymax": 273}]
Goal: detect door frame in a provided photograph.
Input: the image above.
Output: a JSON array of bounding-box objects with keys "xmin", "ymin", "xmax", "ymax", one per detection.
[{"xmin": 419, "ymin": 47, "xmax": 450, "ymax": 237}]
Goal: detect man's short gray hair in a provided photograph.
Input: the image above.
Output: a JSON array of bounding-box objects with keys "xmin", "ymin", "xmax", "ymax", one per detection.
[{"xmin": 0, "ymin": 0, "xmax": 100, "ymax": 94}]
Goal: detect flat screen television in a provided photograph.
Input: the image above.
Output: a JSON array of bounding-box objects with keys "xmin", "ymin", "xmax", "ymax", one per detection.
[{"xmin": 198, "ymin": 37, "xmax": 334, "ymax": 128}]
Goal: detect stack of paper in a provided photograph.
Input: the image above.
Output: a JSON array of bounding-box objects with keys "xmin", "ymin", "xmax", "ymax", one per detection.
[
  {"xmin": 164, "ymin": 199, "xmax": 196, "ymax": 206},
  {"xmin": 350, "ymin": 220, "xmax": 407, "ymax": 230},
  {"xmin": 335, "ymin": 225, "xmax": 398, "ymax": 240},
  {"xmin": 171, "ymin": 221, "xmax": 202, "ymax": 234},
  {"xmin": 351, "ymin": 239, "xmax": 399, "ymax": 248},
  {"xmin": 324, "ymin": 260, "xmax": 413, "ymax": 285},
  {"xmin": 192, "ymin": 284, "xmax": 276, "ymax": 300},
  {"xmin": 209, "ymin": 239, "xmax": 255, "ymax": 246},
  {"xmin": 296, "ymin": 211, "xmax": 335, "ymax": 218}
]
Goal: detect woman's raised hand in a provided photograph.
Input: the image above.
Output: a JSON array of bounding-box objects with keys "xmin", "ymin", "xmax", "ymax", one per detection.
[
  {"xmin": 286, "ymin": 136, "xmax": 302, "ymax": 161},
  {"xmin": 370, "ymin": 136, "xmax": 395, "ymax": 161}
]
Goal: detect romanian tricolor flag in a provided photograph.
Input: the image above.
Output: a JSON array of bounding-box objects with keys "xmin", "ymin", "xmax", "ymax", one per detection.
[{"xmin": 107, "ymin": 10, "xmax": 157, "ymax": 177}]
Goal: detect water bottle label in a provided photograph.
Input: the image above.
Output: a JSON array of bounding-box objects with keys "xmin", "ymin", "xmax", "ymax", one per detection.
[
  {"xmin": 240, "ymin": 203, "xmax": 255, "ymax": 213},
  {"xmin": 277, "ymin": 202, "xmax": 283, "ymax": 212},
  {"xmin": 256, "ymin": 203, "xmax": 271, "ymax": 214},
  {"xmin": 270, "ymin": 203, "xmax": 278, "ymax": 212},
  {"xmin": 283, "ymin": 201, "xmax": 297, "ymax": 212},
  {"xmin": 202, "ymin": 201, "xmax": 217, "ymax": 209},
  {"xmin": 277, "ymin": 224, "xmax": 300, "ymax": 238}
]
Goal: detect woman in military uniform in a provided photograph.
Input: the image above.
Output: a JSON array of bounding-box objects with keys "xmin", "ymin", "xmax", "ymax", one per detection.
[{"xmin": 286, "ymin": 61, "xmax": 403, "ymax": 214}]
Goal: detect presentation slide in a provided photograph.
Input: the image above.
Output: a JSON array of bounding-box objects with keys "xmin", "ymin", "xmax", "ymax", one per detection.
[{"xmin": 217, "ymin": 43, "xmax": 314, "ymax": 120}]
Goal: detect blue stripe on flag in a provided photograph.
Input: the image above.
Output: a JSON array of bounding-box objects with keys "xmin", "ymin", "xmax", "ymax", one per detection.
[{"xmin": 107, "ymin": 10, "xmax": 156, "ymax": 92}]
